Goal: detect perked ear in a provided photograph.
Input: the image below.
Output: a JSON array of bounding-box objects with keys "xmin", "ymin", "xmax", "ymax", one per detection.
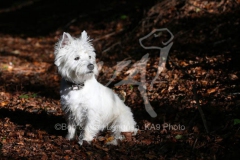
[
  {"xmin": 81, "ymin": 30, "xmax": 88, "ymax": 42},
  {"xmin": 60, "ymin": 32, "xmax": 72, "ymax": 48}
]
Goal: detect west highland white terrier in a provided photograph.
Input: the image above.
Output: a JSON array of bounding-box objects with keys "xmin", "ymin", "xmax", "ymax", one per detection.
[{"xmin": 54, "ymin": 31, "xmax": 137, "ymax": 145}]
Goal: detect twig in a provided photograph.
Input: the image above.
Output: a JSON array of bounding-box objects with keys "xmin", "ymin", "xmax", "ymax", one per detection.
[
  {"xmin": 168, "ymin": 57, "xmax": 209, "ymax": 133},
  {"xmin": 102, "ymin": 42, "xmax": 121, "ymax": 53},
  {"xmin": 192, "ymin": 137, "xmax": 198, "ymax": 149},
  {"xmin": 0, "ymin": 0, "xmax": 40, "ymax": 13},
  {"xmin": 62, "ymin": 7, "xmax": 113, "ymax": 29},
  {"xmin": 213, "ymin": 38, "xmax": 231, "ymax": 46},
  {"xmin": 192, "ymin": 83, "xmax": 209, "ymax": 133},
  {"xmin": 186, "ymin": 1, "xmax": 210, "ymax": 13},
  {"xmin": 93, "ymin": 29, "xmax": 124, "ymax": 42}
]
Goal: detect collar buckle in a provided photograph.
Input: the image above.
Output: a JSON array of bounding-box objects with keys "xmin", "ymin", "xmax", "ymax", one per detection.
[{"xmin": 71, "ymin": 83, "xmax": 84, "ymax": 90}]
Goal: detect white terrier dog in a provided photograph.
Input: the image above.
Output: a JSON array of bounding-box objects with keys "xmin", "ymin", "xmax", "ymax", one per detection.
[{"xmin": 54, "ymin": 31, "xmax": 137, "ymax": 145}]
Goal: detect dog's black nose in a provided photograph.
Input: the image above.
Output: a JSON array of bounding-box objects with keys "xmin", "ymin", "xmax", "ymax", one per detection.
[{"xmin": 87, "ymin": 64, "xmax": 94, "ymax": 70}]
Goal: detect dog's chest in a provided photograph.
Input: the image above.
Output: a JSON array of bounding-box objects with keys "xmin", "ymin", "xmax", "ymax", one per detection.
[{"xmin": 61, "ymin": 89, "xmax": 91, "ymax": 107}]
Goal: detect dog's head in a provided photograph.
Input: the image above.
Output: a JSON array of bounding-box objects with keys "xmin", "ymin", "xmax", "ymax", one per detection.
[{"xmin": 54, "ymin": 31, "xmax": 98, "ymax": 83}]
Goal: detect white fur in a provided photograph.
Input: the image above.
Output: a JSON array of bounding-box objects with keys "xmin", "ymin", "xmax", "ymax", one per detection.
[{"xmin": 54, "ymin": 31, "xmax": 137, "ymax": 145}]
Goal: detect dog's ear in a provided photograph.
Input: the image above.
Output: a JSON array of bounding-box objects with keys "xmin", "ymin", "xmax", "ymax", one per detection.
[
  {"xmin": 81, "ymin": 30, "xmax": 88, "ymax": 42},
  {"xmin": 60, "ymin": 32, "xmax": 72, "ymax": 48}
]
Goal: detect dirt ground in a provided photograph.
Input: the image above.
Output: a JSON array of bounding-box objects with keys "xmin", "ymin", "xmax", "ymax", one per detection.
[{"xmin": 0, "ymin": 0, "xmax": 240, "ymax": 159}]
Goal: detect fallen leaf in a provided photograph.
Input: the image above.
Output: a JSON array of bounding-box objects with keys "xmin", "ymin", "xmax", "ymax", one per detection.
[
  {"xmin": 17, "ymin": 141, "xmax": 24, "ymax": 145},
  {"xmin": 180, "ymin": 61, "xmax": 189, "ymax": 67},
  {"xmin": 1, "ymin": 101, "xmax": 8, "ymax": 107},
  {"xmin": 121, "ymin": 132, "xmax": 133, "ymax": 141},
  {"xmin": 207, "ymin": 87, "xmax": 218, "ymax": 94},
  {"xmin": 97, "ymin": 136, "xmax": 105, "ymax": 141},
  {"xmin": 228, "ymin": 74, "xmax": 238, "ymax": 80},
  {"xmin": 175, "ymin": 134, "xmax": 183, "ymax": 140},
  {"xmin": 215, "ymin": 137, "xmax": 223, "ymax": 143},
  {"xmin": 201, "ymin": 80, "xmax": 208, "ymax": 86},
  {"xmin": 94, "ymin": 144, "xmax": 109, "ymax": 151},
  {"xmin": 145, "ymin": 154, "xmax": 157, "ymax": 159},
  {"xmin": 141, "ymin": 139, "xmax": 152, "ymax": 145}
]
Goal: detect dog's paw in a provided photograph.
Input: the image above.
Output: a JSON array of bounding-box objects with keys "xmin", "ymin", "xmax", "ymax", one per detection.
[
  {"xmin": 79, "ymin": 139, "xmax": 91, "ymax": 146},
  {"xmin": 78, "ymin": 139, "xmax": 83, "ymax": 145},
  {"xmin": 66, "ymin": 133, "xmax": 75, "ymax": 140},
  {"xmin": 132, "ymin": 128, "xmax": 138, "ymax": 136},
  {"xmin": 121, "ymin": 132, "xmax": 137, "ymax": 141},
  {"xmin": 105, "ymin": 139, "xmax": 118, "ymax": 145}
]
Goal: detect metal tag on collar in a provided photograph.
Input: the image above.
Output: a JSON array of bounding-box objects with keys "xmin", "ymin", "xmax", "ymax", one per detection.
[{"xmin": 71, "ymin": 83, "xmax": 84, "ymax": 90}]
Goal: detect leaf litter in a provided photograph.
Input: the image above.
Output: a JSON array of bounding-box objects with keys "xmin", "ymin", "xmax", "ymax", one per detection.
[{"xmin": 0, "ymin": 0, "xmax": 240, "ymax": 159}]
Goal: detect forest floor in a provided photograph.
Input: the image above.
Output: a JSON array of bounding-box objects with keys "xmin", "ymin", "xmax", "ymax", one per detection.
[{"xmin": 0, "ymin": 0, "xmax": 240, "ymax": 159}]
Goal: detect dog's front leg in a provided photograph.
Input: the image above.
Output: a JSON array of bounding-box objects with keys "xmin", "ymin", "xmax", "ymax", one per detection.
[
  {"xmin": 66, "ymin": 122, "xmax": 76, "ymax": 140},
  {"xmin": 65, "ymin": 112, "xmax": 77, "ymax": 140},
  {"xmin": 80, "ymin": 119, "xmax": 100, "ymax": 145}
]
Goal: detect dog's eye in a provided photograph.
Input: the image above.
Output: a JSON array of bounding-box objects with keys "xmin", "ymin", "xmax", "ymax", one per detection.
[
  {"xmin": 74, "ymin": 57, "xmax": 80, "ymax": 60},
  {"xmin": 89, "ymin": 56, "xmax": 91, "ymax": 59}
]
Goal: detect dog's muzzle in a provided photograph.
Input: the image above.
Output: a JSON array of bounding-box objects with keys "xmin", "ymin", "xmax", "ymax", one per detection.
[{"xmin": 87, "ymin": 64, "xmax": 94, "ymax": 71}]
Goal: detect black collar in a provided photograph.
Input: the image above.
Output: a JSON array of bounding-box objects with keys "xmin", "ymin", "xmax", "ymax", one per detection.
[{"xmin": 65, "ymin": 80, "xmax": 84, "ymax": 90}]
